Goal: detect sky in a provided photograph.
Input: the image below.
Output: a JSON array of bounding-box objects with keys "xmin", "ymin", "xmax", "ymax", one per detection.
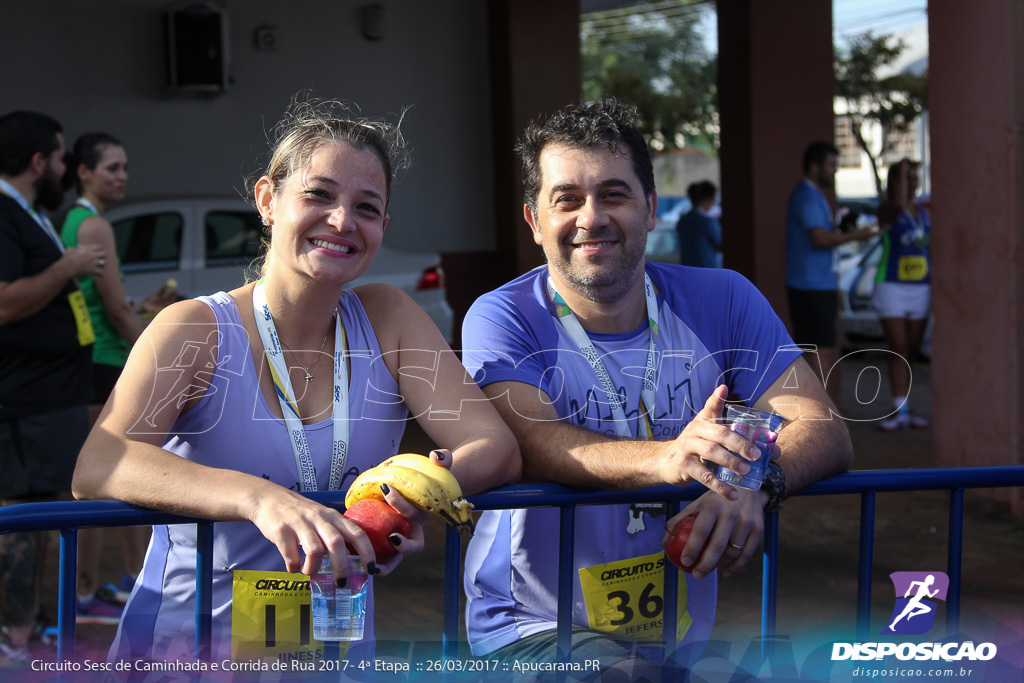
[
  {"xmin": 583, "ymin": 1, "xmax": 929, "ymax": 59},
  {"xmin": 833, "ymin": 0, "xmax": 928, "ymax": 47},
  {"xmin": 693, "ymin": 0, "xmax": 928, "ymax": 55}
]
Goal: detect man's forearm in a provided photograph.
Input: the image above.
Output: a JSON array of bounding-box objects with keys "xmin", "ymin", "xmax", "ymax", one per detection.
[
  {"xmin": 774, "ymin": 414, "xmax": 854, "ymax": 494},
  {"xmin": 0, "ymin": 258, "xmax": 75, "ymax": 325},
  {"xmin": 753, "ymin": 357, "xmax": 855, "ymax": 495},
  {"xmin": 516, "ymin": 418, "xmax": 664, "ymax": 490}
]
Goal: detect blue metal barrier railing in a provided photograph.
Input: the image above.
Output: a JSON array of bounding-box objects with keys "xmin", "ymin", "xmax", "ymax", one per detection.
[{"xmin": 0, "ymin": 466, "xmax": 1021, "ymax": 669}]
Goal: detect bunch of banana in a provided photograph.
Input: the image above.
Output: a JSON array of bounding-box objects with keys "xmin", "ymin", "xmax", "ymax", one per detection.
[{"xmin": 344, "ymin": 453, "xmax": 475, "ymax": 537}]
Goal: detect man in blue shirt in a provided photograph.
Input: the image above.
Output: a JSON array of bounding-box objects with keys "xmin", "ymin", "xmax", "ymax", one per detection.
[
  {"xmin": 676, "ymin": 180, "xmax": 722, "ymax": 268},
  {"xmin": 785, "ymin": 141, "xmax": 873, "ymax": 402},
  {"xmin": 462, "ymin": 100, "xmax": 854, "ymax": 679}
]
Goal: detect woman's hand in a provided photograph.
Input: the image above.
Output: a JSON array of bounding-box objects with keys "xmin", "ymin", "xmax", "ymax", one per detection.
[
  {"xmin": 248, "ymin": 449, "xmax": 453, "ymax": 583},
  {"xmin": 247, "ymin": 482, "xmax": 374, "ymax": 581},
  {"xmin": 373, "ymin": 448, "xmax": 453, "ymax": 573}
]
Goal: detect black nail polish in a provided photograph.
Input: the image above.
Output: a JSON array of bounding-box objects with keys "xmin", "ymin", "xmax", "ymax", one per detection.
[
  {"xmin": 434, "ymin": 450, "xmax": 445, "ymax": 461},
  {"xmin": 335, "ymin": 577, "xmax": 347, "ymax": 588},
  {"xmin": 389, "ymin": 534, "xmax": 401, "ymax": 547},
  {"xmin": 380, "ymin": 483, "xmax": 390, "ymax": 495},
  {"xmin": 368, "ymin": 562, "xmax": 380, "ymax": 575}
]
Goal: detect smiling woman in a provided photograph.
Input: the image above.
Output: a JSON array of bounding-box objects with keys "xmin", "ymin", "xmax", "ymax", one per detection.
[{"xmin": 70, "ymin": 96, "xmax": 520, "ymax": 664}]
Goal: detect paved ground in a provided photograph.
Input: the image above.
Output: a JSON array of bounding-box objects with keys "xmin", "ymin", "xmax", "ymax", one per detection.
[{"xmin": 46, "ymin": 354, "xmax": 1024, "ymax": 667}]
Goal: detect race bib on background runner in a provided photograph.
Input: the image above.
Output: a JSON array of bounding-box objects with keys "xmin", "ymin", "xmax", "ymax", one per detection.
[
  {"xmin": 578, "ymin": 551, "xmax": 692, "ymax": 644},
  {"xmin": 897, "ymin": 255, "xmax": 928, "ymax": 281},
  {"xmin": 231, "ymin": 569, "xmax": 345, "ymax": 674}
]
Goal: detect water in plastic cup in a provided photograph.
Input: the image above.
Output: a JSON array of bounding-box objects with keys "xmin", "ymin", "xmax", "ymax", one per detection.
[
  {"xmin": 310, "ymin": 555, "xmax": 368, "ymax": 641},
  {"xmin": 716, "ymin": 405, "xmax": 786, "ymax": 491}
]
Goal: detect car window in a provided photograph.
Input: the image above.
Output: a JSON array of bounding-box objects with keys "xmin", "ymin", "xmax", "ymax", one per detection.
[
  {"xmin": 112, "ymin": 211, "xmax": 184, "ymax": 271},
  {"xmin": 205, "ymin": 210, "xmax": 263, "ymax": 266}
]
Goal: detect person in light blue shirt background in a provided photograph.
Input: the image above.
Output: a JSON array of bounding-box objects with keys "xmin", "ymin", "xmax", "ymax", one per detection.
[
  {"xmin": 676, "ymin": 180, "xmax": 722, "ymax": 268},
  {"xmin": 785, "ymin": 141, "xmax": 873, "ymax": 404}
]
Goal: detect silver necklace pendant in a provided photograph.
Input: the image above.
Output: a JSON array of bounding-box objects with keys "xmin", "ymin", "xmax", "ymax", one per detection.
[{"xmin": 303, "ymin": 369, "xmax": 313, "ymax": 383}]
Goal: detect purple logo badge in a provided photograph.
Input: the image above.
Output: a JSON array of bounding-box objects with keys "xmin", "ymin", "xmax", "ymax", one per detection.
[{"xmin": 883, "ymin": 571, "xmax": 949, "ymax": 635}]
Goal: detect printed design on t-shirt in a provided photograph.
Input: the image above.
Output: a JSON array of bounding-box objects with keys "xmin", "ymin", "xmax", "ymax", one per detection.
[
  {"xmin": 564, "ymin": 352, "xmax": 698, "ymax": 439},
  {"xmin": 625, "ymin": 502, "xmax": 667, "ymax": 534}
]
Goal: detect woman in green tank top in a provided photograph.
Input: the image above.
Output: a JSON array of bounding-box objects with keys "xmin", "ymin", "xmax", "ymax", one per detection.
[
  {"xmin": 61, "ymin": 133, "xmax": 138, "ymax": 376},
  {"xmin": 60, "ymin": 132, "xmax": 152, "ymax": 622}
]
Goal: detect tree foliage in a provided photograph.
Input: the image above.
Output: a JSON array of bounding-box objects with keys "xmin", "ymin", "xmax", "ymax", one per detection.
[
  {"xmin": 581, "ymin": 1, "xmax": 718, "ymax": 151},
  {"xmin": 834, "ymin": 31, "xmax": 929, "ymax": 196}
]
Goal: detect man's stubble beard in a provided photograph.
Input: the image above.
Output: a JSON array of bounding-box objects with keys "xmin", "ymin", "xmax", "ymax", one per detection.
[{"xmin": 546, "ymin": 227, "xmax": 648, "ymax": 304}]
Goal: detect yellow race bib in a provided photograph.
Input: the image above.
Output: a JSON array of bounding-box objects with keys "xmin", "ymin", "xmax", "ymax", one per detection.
[
  {"xmin": 578, "ymin": 551, "xmax": 692, "ymax": 644},
  {"xmin": 897, "ymin": 255, "xmax": 928, "ymax": 282},
  {"xmin": 231, "ymin": 569, "xmax": 346, "ymax": 675},
  {"xmin": 68, "ymin": 290, "xmax": 95, "ymax": 346}
]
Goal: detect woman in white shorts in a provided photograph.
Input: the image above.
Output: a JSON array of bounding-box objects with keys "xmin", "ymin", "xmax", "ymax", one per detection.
[{"xmin": 873, "ymin": 159, "xmax": 930, "ymax": 431}]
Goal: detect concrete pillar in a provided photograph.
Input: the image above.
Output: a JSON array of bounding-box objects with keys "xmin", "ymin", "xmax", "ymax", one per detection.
[
  {"xmin": 442, "ymin": 0, "xmax": 580, "ymax": 339},
  {"xmin": 717, "ymin": 0, "xmax": 834, "ymax": 320},
  {"xmin": 930, "ymin": 1, "xmax": 1024, "ymax": 509}
]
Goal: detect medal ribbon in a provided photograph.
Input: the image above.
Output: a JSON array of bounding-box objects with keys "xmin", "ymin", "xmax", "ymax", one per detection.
[
  {"xmin": 546, "ymin": 273, "xmax": 660, "ymax": 440},
  {"xmin": 252, "ymin": 280, "xmax": 350, "ymax": 491}
]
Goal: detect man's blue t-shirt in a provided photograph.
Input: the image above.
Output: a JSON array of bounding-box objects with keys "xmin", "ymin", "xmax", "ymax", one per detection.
[
  {"xmin": 676, "ymin": 209, "xmax": 723, "ymax": 268},
  {"xmin": 786, "ymin": 181, "xmax": 836, "ymax": 290},
  {"xmin": 460, "ymin": 262, "xmax": 801, "ymax": 659}
]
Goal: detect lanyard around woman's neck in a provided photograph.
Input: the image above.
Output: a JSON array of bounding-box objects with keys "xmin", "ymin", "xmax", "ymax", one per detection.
[
  {"xmin": 0, "ymin": 178, "xmax": 64, "ymax": 252},
  {"xmin": 252, "ymin": 279, "xmax": 349, "ymax": 492},
  {"xmin": 76, "ymin": 197, "xmax": 99, "ymax": 215},
  {"xmin": 546, "ymin": 272, "xmax": 660, "ymax": 440}
]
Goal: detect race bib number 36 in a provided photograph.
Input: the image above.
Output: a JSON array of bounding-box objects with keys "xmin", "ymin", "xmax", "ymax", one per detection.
[
  {"xmin": 578, "ymin": 551, "xmax": 692, "ymax": 644},
  {"xmin": 231, "ymin": 569, "xmax": 345, "ymax": 674}
]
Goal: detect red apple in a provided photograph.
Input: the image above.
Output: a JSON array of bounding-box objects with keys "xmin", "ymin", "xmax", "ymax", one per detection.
[
  {"xmin": 664, "ymin": 515, "xmax": 708, "ymax": 573},
  {"xmin": 343, "ymin": 499, "xmax": 412, "ymax": 562}
]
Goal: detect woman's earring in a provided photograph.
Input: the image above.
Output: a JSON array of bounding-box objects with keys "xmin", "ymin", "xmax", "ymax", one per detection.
[{"xmin": 261, "ymin": 215, "xmax": 271, "ymax": 227}]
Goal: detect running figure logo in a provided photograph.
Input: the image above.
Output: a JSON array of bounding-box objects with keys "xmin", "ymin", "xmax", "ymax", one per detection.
[{"xmin": 883, "ymin": 571, "xmax": 949, "ymax": 635}]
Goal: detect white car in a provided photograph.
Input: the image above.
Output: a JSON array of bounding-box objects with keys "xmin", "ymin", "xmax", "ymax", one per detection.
[
  {"xmin": 106, "ymin": 197, "xmax": 454, "ymax": 342},
  {"xmin": 837, "ymin": 234, "xmax": 886, "ymax": 349}
]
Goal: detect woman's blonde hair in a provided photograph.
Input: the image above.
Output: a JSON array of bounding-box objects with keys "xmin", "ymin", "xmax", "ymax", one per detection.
[{"xmin": 247, "ymin": 95, "xmax": 412, "ymax": 278}]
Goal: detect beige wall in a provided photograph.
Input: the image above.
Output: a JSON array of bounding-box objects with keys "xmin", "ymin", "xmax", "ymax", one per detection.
[{"xmin": 2, "ymin": 0, "xmax": 496, "ymax": 254}]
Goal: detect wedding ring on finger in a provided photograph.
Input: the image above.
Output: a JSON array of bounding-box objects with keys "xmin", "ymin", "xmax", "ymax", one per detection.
[{"xmin": 728, "ymin": 542, "xmax": 743, "ymax": 552}]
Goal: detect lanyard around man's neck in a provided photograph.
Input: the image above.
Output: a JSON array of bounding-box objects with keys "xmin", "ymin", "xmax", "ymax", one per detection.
[
  {"xmin": 0, "ymin": 178, "xmax": 64, "ymax": 252},
  {"xmin": 546, "ymin": 272, "xmax": 660, "ymax": 440}
]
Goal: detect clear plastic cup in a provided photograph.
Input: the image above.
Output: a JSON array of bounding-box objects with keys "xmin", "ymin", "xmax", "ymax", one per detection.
[
  {"xmin": 310, "ymin": 555, "xmax": 368, "ymax": 641},
  {"xmin": 716, "ymin": 405, "xmax": 786, "ymax": 491}
]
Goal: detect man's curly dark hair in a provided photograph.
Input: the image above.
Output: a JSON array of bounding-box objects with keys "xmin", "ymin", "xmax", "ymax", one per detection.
[{"xmin": 516, "ymin": 97, "xmax": 655, "ymax": 214}]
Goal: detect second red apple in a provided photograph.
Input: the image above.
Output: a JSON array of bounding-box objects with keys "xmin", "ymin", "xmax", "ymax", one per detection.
[
  {"xmin": 664, "ymin": 515, "xmax": 709, "ymax": 573},
  {"xmin": 343, "ymin": 499, "xmax": 412, "ymax": 563}
]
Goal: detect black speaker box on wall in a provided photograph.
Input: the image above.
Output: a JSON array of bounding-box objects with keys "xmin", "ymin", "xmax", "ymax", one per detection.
[{"xmin": 165, "ymin": 2, "xmax": 229, "ymax": 93}]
